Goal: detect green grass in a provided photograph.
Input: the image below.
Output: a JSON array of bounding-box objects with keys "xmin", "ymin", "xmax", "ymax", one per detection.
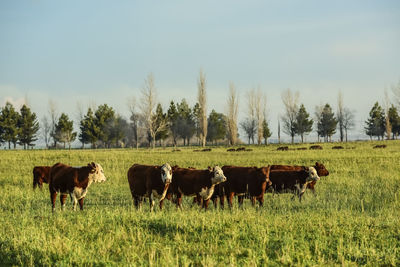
[{"xmin": 1, "ymin": 141, "xmax": 400, "ymax": 266}]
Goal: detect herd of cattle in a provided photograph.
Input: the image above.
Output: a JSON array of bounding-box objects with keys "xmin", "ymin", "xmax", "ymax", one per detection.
[{"xmin": 32, "ymin": 161, "xmax": 329, "ymax": 212}]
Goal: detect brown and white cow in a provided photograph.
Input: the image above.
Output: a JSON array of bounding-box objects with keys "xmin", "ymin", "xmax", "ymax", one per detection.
[
  {"xmin": 33, "ymin": 166, "xmax": 51, "ymax": 189},
  {"xmin": 270, "ymin": 162, "xmax": 329, "ymax": 193},
  {"xmin": 127, "ymin": 163, "xmax": 172, "ymax": 211},
  {"xmin": 49, "ymin": 162, "xmax": 106, "ymax": 211},
  {"xmin": 269, "ymin": 166, "xmax": 320, "ymax": 201},
  {"xmin": 168, "ymin": 166, "xmax": 226, "ymax": 209},
  {"xmin": 219, "ymin": 166, "xmax": 272, "ymax": 208}
]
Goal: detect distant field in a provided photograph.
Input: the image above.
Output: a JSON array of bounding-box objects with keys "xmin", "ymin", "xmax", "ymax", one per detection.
[{"xmin": 1, "ymin": 141, "xmax": 399, "ymax": 266}]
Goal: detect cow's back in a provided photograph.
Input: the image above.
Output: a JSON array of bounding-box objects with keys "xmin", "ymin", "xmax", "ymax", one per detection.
[
  {"xmin": 49, "ymin": 163, "xmax": 76, "ymax": 193},
  {"xmin": 170, "ymin": 168, "xmax": 211, "ymax": 195},
  {"xmin": 269, "ymin": 169, "xmax": 308, "ymax": 192},
  {"xmin": 128, "ymin": 164, "xmax": 160, "ymax": 197}
]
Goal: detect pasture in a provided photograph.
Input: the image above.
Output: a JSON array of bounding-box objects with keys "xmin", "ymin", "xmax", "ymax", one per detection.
[{"xmin": 0, "ymin": 142, "xmax": 400, "ymax": 266}]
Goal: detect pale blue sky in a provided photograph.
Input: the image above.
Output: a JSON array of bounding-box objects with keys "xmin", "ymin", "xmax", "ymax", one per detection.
[{"xmin": 1, "ymin": 1, "xmax": 399, "ymax": 142}]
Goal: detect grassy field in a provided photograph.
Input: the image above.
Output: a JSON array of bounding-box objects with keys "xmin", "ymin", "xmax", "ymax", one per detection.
[{"xmin": 0, "ymin": 141, "xmax": 400, "ymax": 266}]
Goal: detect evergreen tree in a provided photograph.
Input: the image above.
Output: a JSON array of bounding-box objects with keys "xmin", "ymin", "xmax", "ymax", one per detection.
[
  {"xmin": 0, "ymin": 102, "xmax": 20, "ymax": 149},
  {"xmin": 55, "ymin": 113, "xmax": 76, "ymax": 149},
  {"xmin": 388, "ymin": 105, "xmax": 400, "ymax": 139},
  {"xmin": 154, "ymin": 104, "xmax": 168, "ymax": 146},
  {"xmin": 192, "ymin": 102, "xmax": 201, "ymax": 145},
  {"xmin": 17, "ymin": 105, "xmax": 39, "ymax": 149},
  {"xmin": 206, "ymin": 110, "xmax": 227, "ymax": 144},
  {"xmin": 0, "ymin": 107, "xmax": 3, "ymax": 146},
  {"xmin": 177, "ymin": 99, "xmax": 195, "ymax": 146},
  {"xmin": 294, "ymin": 104, "xmax": 313, "ymax": 143},
  {"xmin": 317, "ymin": 104, "xmax": 337, "ymax": 142},
  {"xmin": 94, "ymin": 104, "xmax": 115, "ymax": 148},
  {"xmin": 105, "ymin": 115, "xmax": 128, "ymax": 147},
  {"xmin": 262, "ymin": 119, "xmax": 272, "ymax": 144},
  {"xmin": 79, "ymin": 108, "xmax": 100, "ymax": 148},
  {"xmin": 167, "ymin": 101, "xmax": 179, "ymax": 146},
  {"xmin": 365, "ymin": 102, "xmax": 385, "ymax": 140}
]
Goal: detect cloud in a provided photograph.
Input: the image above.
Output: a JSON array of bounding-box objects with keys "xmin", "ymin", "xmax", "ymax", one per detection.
[{"xmin": 1, "ymin": 96, "xmax": 26, "ymax": 110}]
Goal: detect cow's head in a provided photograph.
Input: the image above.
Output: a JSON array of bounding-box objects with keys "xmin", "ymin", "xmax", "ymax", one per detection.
[
  {"xmin": 315, "ymin": 162, "xmax": 329, "ymax": 176},
  {"xmin": 160, "ymin": 163, "xmax": 172, "ymax": 184},
  {"xmin": 209, "ymin": 166, "xmax": 227, "ymax": 185},
  {"xmin": 258, "ymin": 166, "xmax": 272, "ymax": 187},
  {"xmin": 33, "ymin": 167, "xmax": 45, "ymax": 189},
  {"xmin": 88, "ymin": 162, "xmax": 107, "ymax": 183},
  {"xmin": 306, "ymin": 167, "xmax": 320, "ymax": 182}
]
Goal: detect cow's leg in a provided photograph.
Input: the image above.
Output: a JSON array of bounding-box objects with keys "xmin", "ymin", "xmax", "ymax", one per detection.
[
  {"xmin": 298, "ymin": 184, "xmax": 307, "ymax": 202},
  {"xmin": 159, "ymin": 199, "xmax": 164, "ymax": 210},
  {"xmin": 219, "ymin": 195, "xmax": 225, "ymax": 209},
  {"xmin": 203, "ymin": 199, "xmax": 210, "ymax": 210},
  {"xmin": 251, "ymin": 196, "xmax": 256, "ymax": 207},
  {"xmin": 50, "ymin": 190, "xmax": 57, "ymax": 212},
  {"xmin": 60, "ymin": 194, "xmax": 67, "ymax": 211},
  {"xmin": 258, "ymin": 195, "xmax": 264, "ymax": 207},
  {"xmin": 228, "ymin": 192, "xmax": 234, "ymax": 209},
  {"xmin": 149, "ymin": 192, "xmax": 155, "ymax": 212},
  {"xmin": 71, "ymin": 194, "xmax": 78, "ymax": 211},
  {"xmin": 78, "ymin": 197, "xmax": 84, "ymax": 210},
  {"xmin": 238, "ymin": 195, "xmax": 244, "ymax": 208},
  {"xmin": 176, "ymin": 193, "xmax": 183, "ymax": 210},
  {"xmin": 212, "ymin": 197, "xmax": 218, "ymax": 209}
]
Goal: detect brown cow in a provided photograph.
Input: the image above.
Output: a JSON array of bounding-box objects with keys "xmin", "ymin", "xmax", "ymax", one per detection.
[
  {"xmin": 269, "ymin": 167, "xmax": 320, "ymax": 201},
  {"xmin": 220, "ymin": 166, "xmax": 272, "ymax": 208},
  {"xmin": 310, "ymin": 145, "xmax": 323, "ymax": 150},
  {"xmin": 277, "ymin": 146, "xmax": 289, "ymax": 151},
  {"xmin": 270, "ymin": 162, "xmax": 329, "ymax": 193},
  {"xmin": 33, "ymin": 166, "xmax": 51, "ymax": 189},
  {"xmin": 49, "ymin": 162, "xmax": 106, "ymax": 212},
  {"xmin": 127, "ymin": 163, "xmax": 172, "ymax": 211},
  {"xmin": 168, "ymin": 166, "xmax": 226, "ymax": 209}
]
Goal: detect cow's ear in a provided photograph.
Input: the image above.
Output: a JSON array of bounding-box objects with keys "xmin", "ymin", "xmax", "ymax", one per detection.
[
  {"xmin": 315, "ymin": 162, "xmax": 320, "ymax": 166},
  {"xmin": 208, "ymin": 166, "xmax": 212, "ymax": 172}
]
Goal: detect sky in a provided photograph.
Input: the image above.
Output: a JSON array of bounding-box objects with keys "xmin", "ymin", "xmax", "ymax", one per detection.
[{"xmin": 1, "ymin": 0, "xmax": 399, "ymax": 144}]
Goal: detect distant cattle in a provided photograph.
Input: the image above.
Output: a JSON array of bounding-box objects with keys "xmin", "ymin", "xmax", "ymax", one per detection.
[
  {"xmin": 227, "ymin": 148, "xmax": 236, "ymax": 152},
  {"xmin": 33, "ymin": 166, "xmax": 51, "ymax": 189},
  {"xmin": 127, "ymin": 163, "xmax": 172, "ymax": 211},
  {"xmin": 269, "ymin": 167, "xmax": 320, "ymax": 201},
  {"xmin": 277, "ymin": 146, "xmax": 289, "ymax": 151},
  {"xmin": 220, "ymin": 166, "xmax": 272, "ymax": 208},
  {"xmin": 245, "ymin": 149, "xmax": 253, "ymax": 152},
  {"xmin": 332, "ymin": 146, "xmax": 344, "ymax": 149},
  {"xmin": 49, "ymin": 162, "xmax": 106, "ymax": 211},
  {"xmin": 202, "ymin": 148, "xmax": 212, "ymax": 152},
  {"xmin": 309, "ymin": 145, "xmax": 323, "ymax": 150},
  {"xmin": 167, "ymin": 166, "xmax": 226, "ymax": 209},
  {"xmin": 270, "ymin": 162, "xmax": 329, "ymax": 193},
  {"xmin": 297, "ymin": 147, "xmax": 307, "ymax": 150},
  {"xmin": 236, "ymin": 147, "xmax": 246, "ymax": 151},
  {"xmin": 373, "ymin": 144, "xmax": 387, "ymax": 149}
]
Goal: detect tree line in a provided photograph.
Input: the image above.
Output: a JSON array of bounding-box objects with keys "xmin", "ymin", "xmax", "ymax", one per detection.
[{"xmin": 1, "ymin": 74, "xmax": 400, "ymax": 149}]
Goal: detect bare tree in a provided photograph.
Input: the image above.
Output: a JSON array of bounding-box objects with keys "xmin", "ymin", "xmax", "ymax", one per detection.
[
  {"xmin": 240, "ymin": 88, "xmax": 257, "ymax": 144},
  {"xmin": 226, "ymin": 82, "xmax": 239, "ymax": 145},
  {"xmin": 139, "ymin": 73, "xmax": 167, "ymax": 149},
  {"xmin": 337, "ymin": 91, "xmax": 345, "ymax": 142},
  {"xmin": 384, "ymin": 88, "xmax": 392, "ymax": 139},
  {"xmin": 76, "ymin": 101, "xmax": 85, "ymax": 148},
  {"xmin": 197, "ymin": 70, "xmax": 207, "ymax": 147},
  {"xmin": 41, "ymin": 115, "xmax": 51, "ymax": 148},
  {"xmin": 391, "ymin": 79, "xmax": 400, "ymax": 107},
  {"xmin": 127, "ymin": 96, "xmax": 141, "ymax": 149},
  {"xmin": 255, "ymin": 86, "xmax": 265, "ymax": 145},
  {"xmin": 281, "ymin": 89, "xmax": 299, "ymax": 143},
  {"xmin": 48, "ymin": 99, "xmax": 58, "ymax": 148},
  {"xmin": 342, "ymin": 108, "xmax": 355, "ymax": 142}
]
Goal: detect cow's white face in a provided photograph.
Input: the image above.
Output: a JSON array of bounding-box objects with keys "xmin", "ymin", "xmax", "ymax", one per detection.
[
  {"xmin": 211, "ymin": 166, "xmax": 227, "ymax": 185},
  {"xmin": 307, "ymin": 167, "xmax": 320, "ymax": 182},
  {"xmin": 161, "ymin": 163, "xmax": 172, "ymax": 184},
  {"xmin": 90, "ymin": 163, "xmax": 107, "ymax": 183}
]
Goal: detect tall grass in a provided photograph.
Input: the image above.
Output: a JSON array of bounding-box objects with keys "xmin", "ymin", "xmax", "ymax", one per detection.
[{"xmin": 0, "ymin": 141, "xmax": 399, "ymax": 266}]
